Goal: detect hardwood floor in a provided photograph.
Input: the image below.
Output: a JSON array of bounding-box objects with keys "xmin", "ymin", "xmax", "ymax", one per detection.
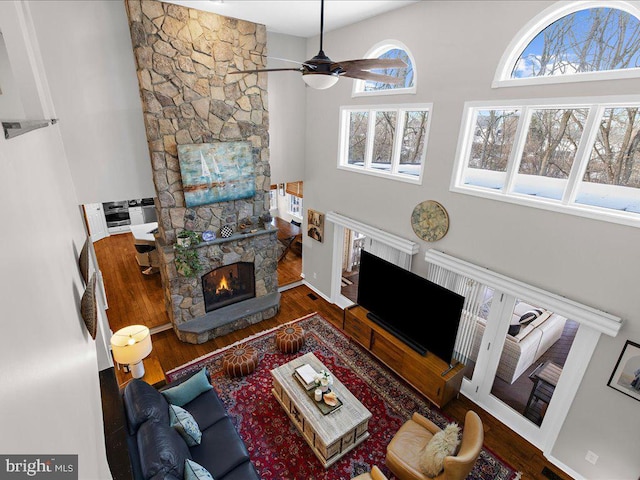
[{"xmin": 95, "ymin": 234, "xmax": 572, "ymax": 480}]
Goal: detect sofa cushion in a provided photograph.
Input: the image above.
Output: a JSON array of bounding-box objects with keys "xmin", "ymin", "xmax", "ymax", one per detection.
[
  {"xmin": 161, "ymin": 368, "xmax": 212, "ymax": 407},
  {"xmin": 137, "ymin": 419, "xmax": 191, "ymax": 479},
  {"xmin": 169, "ymin": 404, "xmax": 202, "ymax": 447},
  {"xmin": 184, "ymin": 459, "xmax": 214, "ymax": 480},
  {"xmin": 182, "ymin": 389, "xmax": 228, "ymax": 431},
  {"xmin": 124, "ymin": 379, "xmax": 169, "ymax": 435},
  {"xmin": 190, "ymin": 417, "xmax": 251, "ymax": 478}
]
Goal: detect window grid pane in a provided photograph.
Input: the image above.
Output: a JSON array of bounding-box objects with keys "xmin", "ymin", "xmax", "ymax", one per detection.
[
  {"xmin": 514, "ymin": 108, "xmax": 588, "ymax": 200},
  {"xmin": 371, "ymin": 111, "xmax": 397, "ymax": 172},
  {"xmin": 399, "ymin": 111, "xmax": 428, "ymax": 177},
  {"xmin": 575, "ymin": 107, "xmax": 640, "ymax": 213},
  {"xmin": 464, "ymin": 109, "xmax": 520, "ymax": 190},
  {"xmin": 348, "ymin": 111, "xmax": 369, "ymax": 167}
]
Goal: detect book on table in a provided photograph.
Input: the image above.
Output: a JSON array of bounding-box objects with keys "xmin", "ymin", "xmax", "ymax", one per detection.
[{"xmin": 294, "ymin": 364, "xmax": 317, "ymax": 390}]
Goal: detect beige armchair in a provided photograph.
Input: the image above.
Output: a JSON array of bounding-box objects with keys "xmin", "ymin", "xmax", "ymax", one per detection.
[
  {"xmin": 386, "ymin": 411, "xmax": 484, "ymax": 480},
  {"xmin": 352, "ymin": 466, "xmax": 389, "ymax": 480}
]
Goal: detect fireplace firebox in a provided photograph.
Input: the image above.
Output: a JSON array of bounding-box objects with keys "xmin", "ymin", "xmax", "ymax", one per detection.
[{"xmin": 202, "ymin": 262, "xmax": 255, "ymax": 312}]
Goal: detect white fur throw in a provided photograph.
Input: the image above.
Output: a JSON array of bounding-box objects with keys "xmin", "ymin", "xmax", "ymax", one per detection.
[{"xmin": 418, "ymin": 423, "xmax": 461, "ymax": 477}]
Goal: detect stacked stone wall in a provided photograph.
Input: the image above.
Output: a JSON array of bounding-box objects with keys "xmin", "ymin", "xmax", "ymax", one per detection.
[{"xmin": 124, "ymin": 0, "xmax": 277, "ymax": 333}]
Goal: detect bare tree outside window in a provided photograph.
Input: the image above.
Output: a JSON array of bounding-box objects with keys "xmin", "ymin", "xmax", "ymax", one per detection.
[
  {"xmin": 585, "ymin": 107, "xmax": 640, "ymax": 188},
  {"xmin": 348, "ymin": 111, "xmax": 368, "ymax": 166},
  {"xmin": 340, "ymin": 105, "xmax": 431, "ymax": 182},
  {"xmin": 469, "ymin": 110, "xmax": 520, "ymax": 172},
  {"xmin": 513, "ymin": 8, "xmax": 640, "ymax": 78},
  {"xmin": 399, "ymin": 111, "xmax": 429, "ymax": 176},
  {"xmin": 372, "ymin": 111, "xmax": 397, "ymax": 172},
  {"xmin": 519, "ymin": 108, "xmax": 588, "ymax": 178}
]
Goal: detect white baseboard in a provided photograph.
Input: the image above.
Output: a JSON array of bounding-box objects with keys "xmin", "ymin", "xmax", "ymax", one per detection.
[{"xmin": 302, "ymin": 280, "xmax": 334, "ymax": 304}]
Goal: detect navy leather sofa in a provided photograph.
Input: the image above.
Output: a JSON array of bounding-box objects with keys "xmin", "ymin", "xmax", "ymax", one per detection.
[{"xmin": 122, "ymin": 371, "xmax": 260, "ymax": 480}]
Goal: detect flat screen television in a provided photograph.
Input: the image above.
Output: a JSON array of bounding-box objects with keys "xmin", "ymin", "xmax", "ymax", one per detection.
[{"xmin": 356, "ymin": 250, "xmax": 465, "ymax": 365}]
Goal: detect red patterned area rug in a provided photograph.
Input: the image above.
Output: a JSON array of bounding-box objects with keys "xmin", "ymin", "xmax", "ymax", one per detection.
[{"xmin": 166, "ymin": 313, "xmax": 521, "ymax": 480}]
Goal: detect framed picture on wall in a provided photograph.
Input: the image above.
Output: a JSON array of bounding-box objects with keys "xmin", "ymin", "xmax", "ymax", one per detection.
[
  {"xmin": 607, "ymin": 340, "xmax": 640, "ymax": 402},
  {"xmin": 307, "ymin": 209, "xmax": 324, "ymax": 243}
]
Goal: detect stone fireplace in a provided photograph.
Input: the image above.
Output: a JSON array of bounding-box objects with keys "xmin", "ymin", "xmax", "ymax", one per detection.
[{"xmin": 124, "ymin": 0, "xmax": 279, "ymax": 344}]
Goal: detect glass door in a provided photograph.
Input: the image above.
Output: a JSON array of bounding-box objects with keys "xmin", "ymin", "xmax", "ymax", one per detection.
[
  {"xmin": 340, "ymin": 228, "xmax": 365, "ymax": 304},
  {"xmin": 462, "ymin": 291, "xmax": 579, "ymax": 448}
]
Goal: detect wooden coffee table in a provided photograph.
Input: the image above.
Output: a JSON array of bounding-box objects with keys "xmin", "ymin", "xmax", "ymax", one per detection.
[{"xmin": 270, "ymin": 352, "xmax": 372, "ymax": 468}]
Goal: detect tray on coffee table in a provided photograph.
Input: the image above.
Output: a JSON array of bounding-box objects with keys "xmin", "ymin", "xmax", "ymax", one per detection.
[{"xmin": 305, "ymin": 389, "xmax": 343, "ymax": 415}]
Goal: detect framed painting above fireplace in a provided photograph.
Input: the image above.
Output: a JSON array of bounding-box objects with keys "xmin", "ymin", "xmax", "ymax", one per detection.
[{"xmin": 177, "ymin": 142, "xmax": 255, "ymax": 207}]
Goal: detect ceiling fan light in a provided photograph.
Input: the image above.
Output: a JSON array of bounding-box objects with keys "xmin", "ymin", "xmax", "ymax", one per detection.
[{"xmin": 302, "ymin": 73, "xmax": 339, "ymax": 90}]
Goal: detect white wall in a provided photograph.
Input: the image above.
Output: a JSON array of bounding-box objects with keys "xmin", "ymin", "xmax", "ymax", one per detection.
[
  {"xmin": 28, "ymin": 0, "xmax": 155, "ymax": 205},
  {"xmin": 267, "ymin": 32, "xmax": 307, "ymax": 186},
  {"xmin": 301, "ymin": 2, "xmax": 640, "ymax": 478},
  {"xmin": 0, "ymin": 4, "xmax": 112, "ymax": 477},
  {"xmin": 0, "ymin": 31, "xmax": 26, "ymax": 119},
  {"xmin": 0, "ymin": 125, "xmax": 112, "ymax": 479}
]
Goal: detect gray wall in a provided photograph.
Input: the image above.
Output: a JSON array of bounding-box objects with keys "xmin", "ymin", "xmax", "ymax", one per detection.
[
  {"xmin": 267, "ymin": 32, "xmax": 306, "ymax": 186},
  {"xmin": 301, "ymin": 2, "xmax": 640, "ymax": 478},
  {"xmin": 29, "ymin": 0, "xmax": 155, "ymax": 205}
]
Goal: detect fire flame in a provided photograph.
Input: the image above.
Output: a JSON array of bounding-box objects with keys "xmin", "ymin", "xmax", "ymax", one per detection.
[{"xmin": 216, "ymin": 275, "xmax": 229, "ymax": 293}]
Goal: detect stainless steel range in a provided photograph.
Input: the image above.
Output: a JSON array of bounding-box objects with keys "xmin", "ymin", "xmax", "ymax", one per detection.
[{"xmin": 103, "ymin": 201, "xmax": 131, "ymax": 228}]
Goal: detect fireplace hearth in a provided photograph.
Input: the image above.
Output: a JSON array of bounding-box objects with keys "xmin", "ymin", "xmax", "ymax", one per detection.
[{"xmin": 202, "ymin": 262, "xmax": 255, "ymax": 312}]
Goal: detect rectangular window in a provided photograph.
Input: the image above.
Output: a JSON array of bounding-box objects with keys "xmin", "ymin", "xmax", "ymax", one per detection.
[
  {"xmin": 339, "ymin": 104, "xmax": 432, "ymax": 184},
  {"xmin": 288, "ymin": 195, "xmax": 302, "ymax": 217},
  {"xmin": 513, "ymin": 107, "xmax": 588, "ymax": 200},
  {"xmin": 452, "ymin": 97, "xmax": 640, "ymax": 227},
  {"xmin": 575, "ymin": 107, "xmax": 640, "ymax": 213},
  {"xmin": 464, "ymin": 109, "xmax": 520, "ymax": 190}
]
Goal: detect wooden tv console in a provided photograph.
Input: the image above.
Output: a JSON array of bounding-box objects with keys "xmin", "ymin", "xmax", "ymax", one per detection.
[{"xmin": 343, "ymin": 305, "xmax": 465, "ymax": 408}]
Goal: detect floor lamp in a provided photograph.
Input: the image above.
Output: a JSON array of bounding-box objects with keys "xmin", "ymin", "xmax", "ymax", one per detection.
[{"xmin": 110, "ymin": 325, "xmax": 152, "ymax": 379}]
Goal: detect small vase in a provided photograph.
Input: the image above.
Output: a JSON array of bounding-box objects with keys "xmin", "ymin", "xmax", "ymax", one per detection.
[{"xmin": 320, "ymin": 384, "xmax": 329, "ymax": 393}]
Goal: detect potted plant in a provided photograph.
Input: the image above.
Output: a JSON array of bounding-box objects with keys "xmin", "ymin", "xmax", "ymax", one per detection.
[
  {"xmin": 176, "ymin": 229, "xmax": 200, "ymax": 248},
  {"xmin": 175, "ymin": 230, "xmax": 201, "ymax": 277}
]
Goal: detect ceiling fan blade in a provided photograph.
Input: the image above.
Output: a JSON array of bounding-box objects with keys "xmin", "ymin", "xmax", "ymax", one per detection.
[
  {"xmin": 333, "ymin": 58, "xmax": 407, "ymax": 72},
  {"xmin": 340, "ymin": 70, "xmax": 404, "ymax": 84},
  {"xmin": 228, "ymin": 67, "xmax": 304, "ymax": 75}
]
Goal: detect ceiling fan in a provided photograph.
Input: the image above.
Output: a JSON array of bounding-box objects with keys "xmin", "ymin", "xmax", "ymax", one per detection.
[{"xmin": 227, "ymin": 0, "xmax": 408, "ymax": 90}]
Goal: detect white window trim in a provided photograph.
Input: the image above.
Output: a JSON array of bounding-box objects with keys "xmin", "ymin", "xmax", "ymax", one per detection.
[
  {"xmin": 351, "ymin": 39, "xmax": 417, "ymax": 98},
  {"xmin": 450, "ymin": 95, "xmax": 640, "ymax": 229},
  {"xmin": 424, "ymin": 249, "xmax": 621, "ymax": 456},
  {"xmin": 338, "ymin": 103, "xmax": 433, "ymax": 185},
  {"xmin": 493, "ymin": 1, "xmax": 640, "ymax": 88}
]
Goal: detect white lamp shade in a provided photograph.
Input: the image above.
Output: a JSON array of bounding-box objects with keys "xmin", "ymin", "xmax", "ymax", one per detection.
[
  {"xmin": 302, "ymin": 73, "xmax": 339, "ymax": 90},
  {"xmin": 110, "ymin": 325, "xmax": 152, "ymax": 366}
]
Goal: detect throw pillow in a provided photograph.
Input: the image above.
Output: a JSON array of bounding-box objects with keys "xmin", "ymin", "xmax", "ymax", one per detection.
[
  {"xmin": 508, "ymin": 324, "xmax": 521, "ymax": 336},
  {"xmin": 169, "ymin": 404, "xmax": 202, "ymax": 447},
  {"xmin": 519, "ymin": 308, "xmax": 544, "ymax": 326},
  {"xmin": 161, "ymin": 368, "xmax": 213, "ymax": 407},
  {"xmin": 184, "ymin": 459, "xmax": 214, "ymax": 480},
  {"xmin": 418, "ymin": 423, "xmax": 461, "ymax": 477}
]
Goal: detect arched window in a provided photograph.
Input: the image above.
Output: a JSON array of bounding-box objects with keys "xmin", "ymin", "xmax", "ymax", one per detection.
[
  {"xmin": 494, "ymin": 1, "xmax": 640, "ymax": 87},
  {"xmin": 352, "ymin": 40, "xmax": 416, "ymax": 97}
]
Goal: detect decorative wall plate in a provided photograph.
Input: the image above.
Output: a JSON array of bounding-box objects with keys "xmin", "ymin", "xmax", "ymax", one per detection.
[{"xmin": 411, "ymin": 200, "xmax": 450, "ymax": 242}]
